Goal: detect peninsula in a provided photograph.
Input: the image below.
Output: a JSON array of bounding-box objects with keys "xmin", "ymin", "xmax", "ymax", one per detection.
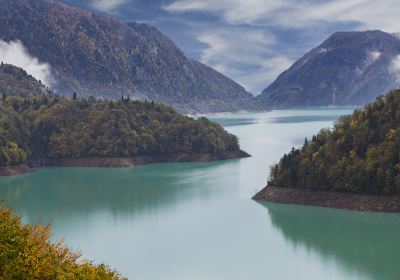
[
  {"xmin": 0, "ymin": 64, "xmax": 249, "ymax": 176},
  {"xmin": 254, "ymin": 89, "xmax": 400, "ymax": 212}
]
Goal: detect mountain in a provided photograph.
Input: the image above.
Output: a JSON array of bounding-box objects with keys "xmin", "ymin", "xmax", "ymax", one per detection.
[
  {"xmin": 0, "ymin": 0, "xmax": 262, "ymax": 114},
  {"xmin": 0, "ymin": 64, "xmax": 248, "ymax": 170},
  {"xmin": 265, "ymin": 89, "xmax": 400, "ymax": 195},
  {"xmin": 258, "ymin": 30, "xmax": 400, "ymax": 107},
  {"xmin": 0, "ymin": 63, "xmax": 51, "ymax": 98}
]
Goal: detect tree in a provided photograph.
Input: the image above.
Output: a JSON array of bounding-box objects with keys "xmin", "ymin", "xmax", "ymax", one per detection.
[
  {"xmin": 0, "ymin": 94, "xmax": 241, "ymax": 167},
  {"xmin": 269, "ymin": 89, "xmax": 400, "ymax": 195}
]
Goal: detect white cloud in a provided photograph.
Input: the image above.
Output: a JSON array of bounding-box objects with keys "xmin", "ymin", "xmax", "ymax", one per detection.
[
  {"xmin": 165, "ymin": 0, "xmax": 400, "ymax": 31},
  {"xmin": 197, "ymin": 28, "xmax": 292, "ymax": 94},
  {"xmin": 165, "ymin": 0, "xmax": 400, "ymax": 93},
  {"xmin": 368, "ymin": 51, "xmax": 381, "ymax": 62},
  {"xmin": 355, "ymin": 51, "xmax": 382, "ymax": 75},
  {"xmin": 90, "ymin": 0, "xmax": 128, "ymax": 12},
  {"xmin": 390, "ymin": 55, "xmax": 400, "ymax": 81},
  {"xmin": 0, "ymin": 40, "xmax": 54, "ymax": 87},
  {"xmin": 165, "ymin": 0, "xmax": 288, "ymax": 25}
]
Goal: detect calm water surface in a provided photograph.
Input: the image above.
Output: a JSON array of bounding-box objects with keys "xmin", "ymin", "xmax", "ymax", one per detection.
[{"xmin": 2, "ymin": 108, "xmax": 400, "ymax": 280}]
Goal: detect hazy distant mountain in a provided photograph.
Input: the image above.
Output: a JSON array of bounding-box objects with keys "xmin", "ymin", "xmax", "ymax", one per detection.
[
  {"xmin": 258, "ymin": 30, "xmax": 400, "ymax": 107},
  {"xmin": 0, "ymin": 0, "xmax": 262, "ymax": 113}
]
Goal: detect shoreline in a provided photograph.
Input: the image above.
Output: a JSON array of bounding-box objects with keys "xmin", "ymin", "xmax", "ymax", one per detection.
[
  {"xmin": 0, "ymin": 164, "xmax": 35, "ymax": 176},
  {"xmin": 0, "ymin": 150, "xmax": 250, "ymax": 177},
  {"xmin": 253, "ymin": 185, "xmax": 400, "ymax": 213}
]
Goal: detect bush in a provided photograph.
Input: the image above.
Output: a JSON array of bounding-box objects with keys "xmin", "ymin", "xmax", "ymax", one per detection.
[{"xmin": 0, "ymin": 205, "xmax": 125, "ymax": 280}]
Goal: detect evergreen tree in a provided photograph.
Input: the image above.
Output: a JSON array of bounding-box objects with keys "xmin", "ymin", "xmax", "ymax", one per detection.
[{"xmin": 270, "ymin": 90, "xmax": 400, "ymax": 195}]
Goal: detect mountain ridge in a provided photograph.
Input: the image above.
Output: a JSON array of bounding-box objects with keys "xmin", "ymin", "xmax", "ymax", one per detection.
[
  {"xmin": 258, "ymin": 30, "xmax": 400, "ymax": 108},
  {"xmin": 0, "ymin": 0, "xmax": 262, "ymax": 113}
]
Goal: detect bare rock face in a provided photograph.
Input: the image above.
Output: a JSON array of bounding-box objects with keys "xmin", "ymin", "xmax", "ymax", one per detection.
[
  {"xmin": 0, "ymin": 0, "xmax": 263, "ymax": 113},
  {"xmin": 258, "ymin": 30, "xmax": 400, "ymax": 107}
]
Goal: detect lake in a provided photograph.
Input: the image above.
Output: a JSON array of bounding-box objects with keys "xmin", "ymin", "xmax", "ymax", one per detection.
[{"xmin": 1, "ymin": 108, "xmax": 400, "ymax": 280}]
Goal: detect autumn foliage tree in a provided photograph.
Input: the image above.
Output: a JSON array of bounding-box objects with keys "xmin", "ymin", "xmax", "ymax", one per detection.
[
  {"xmin": 0, "ymin": 205, "xmax": 125, "ymax": 279},
  {"xmin": 270, "ymin": 90, "xmax": 400, "ymax": 195}
]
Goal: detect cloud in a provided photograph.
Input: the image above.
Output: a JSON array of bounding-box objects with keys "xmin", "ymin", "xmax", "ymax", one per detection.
[
  {"xmin": 197, "ymin": 28, "xmax": 292, "ymax": 94},
  {"xmin": 164, "ymin": 0, "xmax": 400, "ymax": 94},
  {"xmin": 165, "ymin": 0, "xmax": 400, "ymax": 31},
  {"xmin": 90, "ymin": 0, "xmax": 129, "ymax": 12},
  {"xmin": 368, "ymin": 51, "xmax": 381, "ymax": 62},
  {"xmin": 272, "ymin": 0, "xmax": 400, "ymax": 31},
  {"xmin": 0, "ymin": 40, "xmax": 54, "ymax": 87},
  {"xmin": 164, "ymin": 0, "xmax": 288, "ymax": 25},
  {"xmin": 390, "ymin": 55, "xmax": 400, "ymax": 81}
]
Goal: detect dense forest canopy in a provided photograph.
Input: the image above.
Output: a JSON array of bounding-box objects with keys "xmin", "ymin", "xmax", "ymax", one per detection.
[
  {"xmin": 0, "ymin": 64, "xmax": 241, "ymax": 166},
  {"xmin": 270, "ymin": 89, "xmax": 400, "ymax": 195},
  {"xmin": 0, "ymin": 97, "xmax": 240, "ymax": 165}
]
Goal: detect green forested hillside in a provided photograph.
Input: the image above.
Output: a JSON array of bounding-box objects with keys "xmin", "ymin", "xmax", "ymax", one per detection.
[
  {"xmin": 0, "ymin": 96, "xmax": 240, "ymax": 166},
  {"xmin": 0, "ymin": 64, "xmax": 242, "ymax": 166},
  {"xmin": 270, "ymin": 90, "xmax": 400, "ymax": 194}
]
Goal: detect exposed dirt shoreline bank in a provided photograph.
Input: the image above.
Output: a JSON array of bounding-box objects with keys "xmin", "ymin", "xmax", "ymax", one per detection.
[
  {"xmin": 253, "ymin": 185, "xmax": 400, "ymax": 213},
  {"xmin": 0, "ymin": 164, "xmax": 35, "ymax": 176},
  {"xmin": 0, "ymin": 150, "xmax": 250, "ymax": 177}
]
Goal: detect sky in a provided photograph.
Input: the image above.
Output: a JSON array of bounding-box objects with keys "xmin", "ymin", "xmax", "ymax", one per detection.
[{"xmin": 58, "ymin": 0, "xmax": 400, "ymax": 95}]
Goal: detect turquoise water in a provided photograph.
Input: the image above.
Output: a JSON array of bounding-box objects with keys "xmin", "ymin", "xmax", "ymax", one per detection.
[{"xmin": 2, "ymin": 108, "xmax": 400, "ymax": 279}]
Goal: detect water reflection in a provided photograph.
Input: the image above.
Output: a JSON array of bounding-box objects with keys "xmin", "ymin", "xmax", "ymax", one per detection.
[
  {"xmin": 210, "ymin": 117, "xmax": 257, "ymax": 127},
  {"xmin": 268, "ymin": 115, "xmax": 344, "ymax": 124},
  {"xmin": 260, "ymin": 202, "xmax": 400, "ymax": 280},
  {"xmin": 0, "ymin": 160, "xmax": 241, "ymax": 223}
]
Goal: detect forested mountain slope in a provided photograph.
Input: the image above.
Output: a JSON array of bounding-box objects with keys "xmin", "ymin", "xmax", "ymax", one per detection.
[
  {"xmin": 0, "ymin": 0, "xmax": 262, "ymax": 113},
  {"xmin": 258, "ymin": 31, "xmax": 400, "ymax": 108},
  {"xmin": 0, "ymin": 64, "xmax": 247, "ymax": 167},
  {"xmin": 0, "ymin": 63, "xmax": 49, "ymax": 98}
]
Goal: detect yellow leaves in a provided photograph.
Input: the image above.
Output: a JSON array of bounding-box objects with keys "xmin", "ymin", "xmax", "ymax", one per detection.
[
  {"xmin": 350, "ymin": 119, "xmax": 358, "ymax": 128},
  {"xmin": 0, "ymin": 206, "xmax": 126, "ymax": 280},
  {"xmin": 349, "ymin": 150, "xmax": 357, "ymax": 160},
  {"xmin": 385, "ymin": 128, "xmax": 396, "ymax": 141}
]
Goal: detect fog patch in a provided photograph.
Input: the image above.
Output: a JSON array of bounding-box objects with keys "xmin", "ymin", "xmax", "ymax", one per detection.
[
  {"xmin": 368, "ymin": 51, "xmax": 381, "ymax": 62},
  {"xmin": 0, "ymin": 40, "xmax": 54, "ymax": 87},
  {"xmin": 390, "ymin": 54, "xmax": 400, "ymax": 81}
]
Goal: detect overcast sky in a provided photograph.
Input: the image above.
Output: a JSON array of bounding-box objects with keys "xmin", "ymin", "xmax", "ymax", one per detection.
[{"xmin": 59, "ymin": 0, "xmax": 400, "ymax": 95}]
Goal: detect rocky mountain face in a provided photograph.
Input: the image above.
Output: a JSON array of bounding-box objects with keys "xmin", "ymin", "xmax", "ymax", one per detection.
[
  {"xmin": 0, "ymin": 0, "xmax": 262, "ymax": 113},
  {"xmin": 258, "ymin": 30, "xmax": 400, "ymax": 107}
]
